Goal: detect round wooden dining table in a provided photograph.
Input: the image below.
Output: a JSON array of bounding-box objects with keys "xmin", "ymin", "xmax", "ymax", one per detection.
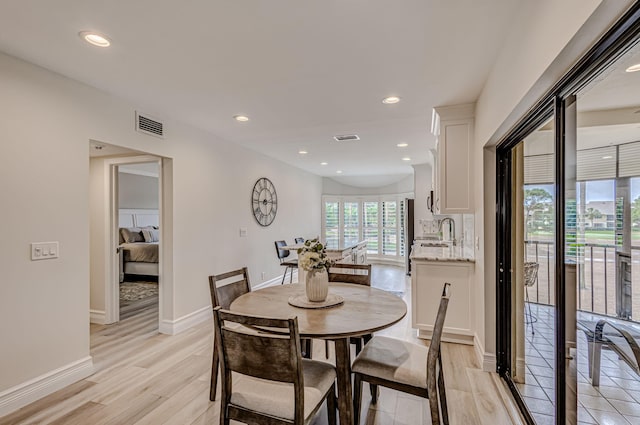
[{"xmin": 230, "ymin": 282, "xmax": 407, "ymax": 425}]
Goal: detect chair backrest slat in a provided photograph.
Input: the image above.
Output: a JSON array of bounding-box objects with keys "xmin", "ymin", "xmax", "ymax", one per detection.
[
  {"xmin": 208, "ymin": 267, "xmax": 251, "ymax": 310},
  {"xmin": 275, "ymin": 240, "xmax": 290, "ymax": 261},
  {"xmin": 214, "ymin": 308, "xmax": 303, "ymax": 383},
  {"xmin": 426, "ymin": 283, "xmax": 451, "ymax": 386},
  {"xmin": 328, "ymin": 263, "xmax": 371, "ymax": 286}
]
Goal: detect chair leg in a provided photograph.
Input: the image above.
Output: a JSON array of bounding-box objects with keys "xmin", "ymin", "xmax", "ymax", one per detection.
[
  {"xmin": 370, "ymin": 383, "xmax": 379, "ymax": 403},
  {"xmin": 353, "ymin": 374, "xmax": 363, "ymax": 425},
  {"xmin": 209, "ymin": 341, "xmax": 219, "ymax": 401},
  {"xmin": 438, "ymin": 356, "xmax": 449, "ymax": 424},
  {"xmin": 301, "ymin": 339, "xmax": 312, "ymax": 359},
  {"xmin": 290, "ymin": 266, "xmax": 294, "ymax": 283},
  {"xmin": 354, "ymin": 338, "xmax": 362, "ymax": 355},
  {"xmin": 327, "ymin": 383, "xmax": 337, "ymax": 425},
  {"xmin": 281, "ymin": 266, "xmax": 287, "ymax": 285},
  {"xmin": 592, "ymin": 341, "xmax": 602, "ymax": 387},
  {"xmin": 525, "ymin": 287, "xmax": 536, "ymax": 335}
]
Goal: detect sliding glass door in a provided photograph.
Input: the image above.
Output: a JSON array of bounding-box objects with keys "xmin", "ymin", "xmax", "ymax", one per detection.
[{"xmin": 497, "ymin": 7, "xmax": 640, "ymax": 423}]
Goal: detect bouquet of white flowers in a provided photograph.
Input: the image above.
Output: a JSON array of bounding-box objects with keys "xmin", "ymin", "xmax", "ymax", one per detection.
[{"xmin": 297, "ymin": 238, "xmax": 332, "ymax": 272}]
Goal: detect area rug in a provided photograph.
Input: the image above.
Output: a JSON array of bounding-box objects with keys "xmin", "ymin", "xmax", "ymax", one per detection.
[{"xmin": 120, "ymin": 281, "xmax": 158, "ymax": 302}]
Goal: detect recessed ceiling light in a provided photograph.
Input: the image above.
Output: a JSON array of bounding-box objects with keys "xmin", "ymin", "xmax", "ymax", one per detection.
[
  {"xmin": 320, "ymin": 162, "xmax": 328, "ymax": 165},
  {"xmin": 397, "ymin": 143, "xmax": 408, "ymax": 147},
  {"xmin": 234, "ymin": 115, "xmax": 249, "ymax": 122},
  {"xmin": 79, "ymin": 31, "xmax": 111, "ymax": 47},
  {"xmin": 625, "ymin": 63, "xmax": 640, "ymax": 73},
  {"xmin": 602, "ymin": 155, "xmax": 613, "ymax": 159},
  {"xmin": 402, "ymin": 157, "xmax": 411, "ymax": 161},
  {"xmin": 382, "ymin": 96, "xmax": 401, "ymax": 104},
  {"xmin": 336, "ymin": 170, "xmax": 343, "ymax": 174}
]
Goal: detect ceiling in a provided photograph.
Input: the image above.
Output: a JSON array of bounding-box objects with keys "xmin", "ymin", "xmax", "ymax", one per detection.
[{"xmin": 0, "ymin": 0, "xmax": 524, "ymax": 187}]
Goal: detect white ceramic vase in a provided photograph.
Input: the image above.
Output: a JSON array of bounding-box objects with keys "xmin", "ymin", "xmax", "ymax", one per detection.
[{"xmin": 305, "ymin": 269, "xmax": 329, "ymax": 302}]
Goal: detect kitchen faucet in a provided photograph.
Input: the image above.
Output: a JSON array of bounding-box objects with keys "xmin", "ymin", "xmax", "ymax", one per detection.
[{"xmin": 438, "ymin": 217, "xmax": 456, "ymax": 246}]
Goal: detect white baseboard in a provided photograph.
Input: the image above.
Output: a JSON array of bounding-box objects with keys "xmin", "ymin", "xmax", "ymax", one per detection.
[
  {"xmin": 253, "ymin": 271, "xmax": 297, "ymax": 290},
  {"xmin": 159, "ymin": 305, "xmax": 211, "ymax": 335},
  {"xmin": 0, "ymin": 356, "xmax": 94, "ymax": 417},
  {"xmin": 89, "ymin": 309, "xmax": 106, "ymax": 325},
  {"xmin": 158, "ymin": 272, "xmax": 294, "ymax": 336},
  {"xmin": 474, "ymin": 334, "xmax": 497, "ymax": 372}
]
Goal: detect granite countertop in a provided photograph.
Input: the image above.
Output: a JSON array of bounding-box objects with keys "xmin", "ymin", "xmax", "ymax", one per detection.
[
  {"xmin": 324, "ymin": 240, "xmax": 366, "ymax": 252},
  {"xmin": 410, "ymin": 243, "xmax": 475, "ymax": 263}
]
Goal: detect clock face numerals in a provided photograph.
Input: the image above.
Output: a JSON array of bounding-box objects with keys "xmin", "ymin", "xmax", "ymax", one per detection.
[{"xmin": 251, "ymin": 177, "xmax": 277, "ymax": 226}]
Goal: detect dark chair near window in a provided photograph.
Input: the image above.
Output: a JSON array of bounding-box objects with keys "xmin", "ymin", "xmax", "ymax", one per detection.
[
  {"xmin": 213, "ymin": 307, "xmax": 337, "ymax": 425},
  {"xmin": 294, "ymin": 237, "xmax": 305, "ymax": 244},
  {"xmin": 524, "ymin": 262, "xmax": 539, "ymax": 335},
  {"xmin": 207, "ymin": 267, "xmax": 252, "ymax": 401},
  {"xmin": 275, "ymin": 240, "xmax": 298, "ymax": 284},
  {"xmin": 325, "ymin": 263, "xmax": 372, "ymax": 357},
  {"xmin": 352, "ymin": 282, "xmax": 451, "ymax": 425}
]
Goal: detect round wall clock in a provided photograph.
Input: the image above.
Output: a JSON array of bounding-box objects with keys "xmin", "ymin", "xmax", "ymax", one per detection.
[{"xmin": 251, "ymin": 177, "xmax": 278, "ymax": 226}]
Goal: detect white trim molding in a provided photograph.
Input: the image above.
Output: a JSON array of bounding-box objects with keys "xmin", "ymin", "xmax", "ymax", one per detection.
[
  {"xmin": 158, "ymin": 271, "xmax": 292, "ymax": 335},
  {"xmin": 0, "ymin": 356, "xmax": 94, "ymax": 417},
  {"xmin": 253, "ymin": 271, "xmax": 298, "ymax": 290},
  {"xmin": 474, "ymin": 333, "xmax": 497, "ymax": 372},
  {"xmin": 89, "ymin": 309, "xmax": 106, "ymax": 325},
  {"xmin": 159, "ymin": 305, "xmax": 212, "ymax": 335}
]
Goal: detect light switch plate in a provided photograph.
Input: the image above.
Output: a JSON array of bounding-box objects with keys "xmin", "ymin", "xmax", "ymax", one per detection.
[
  {"xmin": 239, "ymin": 227, "xmax": 247, "ymax": 237},
  {"xmin": 31, "ymin": 242, "xmax": 59, "ymax": 260}
]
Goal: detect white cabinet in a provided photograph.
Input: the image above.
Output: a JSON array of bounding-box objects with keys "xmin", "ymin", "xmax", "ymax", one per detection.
[
  {"xmin": 411, "ymin": 259, "xmax": 475, "ymax": 345},
  {"xmin": 430, "ymin": 104, "xmax": 475, "ymax": 214}
]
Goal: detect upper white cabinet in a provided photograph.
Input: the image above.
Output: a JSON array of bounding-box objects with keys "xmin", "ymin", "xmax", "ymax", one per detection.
[{"xmin": 430, "ymin": 104, "xmax": 475, "ymax": 214}]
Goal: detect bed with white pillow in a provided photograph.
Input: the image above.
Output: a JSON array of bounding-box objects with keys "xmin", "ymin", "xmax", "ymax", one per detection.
[{"xmin": 118, "ymin": 209, "xmax": 160, "ymax": 281}]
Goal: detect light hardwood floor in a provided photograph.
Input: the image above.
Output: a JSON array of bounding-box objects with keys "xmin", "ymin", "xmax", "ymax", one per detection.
[{"xmin": 0, "ymin": 265, "xmax": 524, "ymax": 425}]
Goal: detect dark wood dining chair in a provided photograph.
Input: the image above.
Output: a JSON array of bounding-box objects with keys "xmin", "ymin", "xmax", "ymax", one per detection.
[
  {"xmin": 352, "ymin": 282, "xmax": 451, "ymax": 425},
  {"xmin": 213, "ymin": 307, "xmax": 337, "ymax": 425},
  {"xmin": 326, "ymin": 263, "xmax": 372, "ymax": 357},
  {"xmin": 207, "ymin": 267, "xmax": 252, "ymax": 401},
  {"xmin": 275, "ymin": 240, "xmax": 298, "ymax": 284}
]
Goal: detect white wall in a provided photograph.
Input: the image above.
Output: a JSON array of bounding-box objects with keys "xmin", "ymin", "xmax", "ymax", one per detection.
[
  {"xmin": 471, "ymin": 0, "xmax": 632, "ymax": 368},
  {"xmin": 118, "ymin": 172, "xmax": 159, "ymax": 210},
  {"xmin": 322, "ymin": 175, "xmax": 414, "ymax": 196},
  {"xmin": 0, "ymin": 50, "xmax": 322, "ymax": 410}
]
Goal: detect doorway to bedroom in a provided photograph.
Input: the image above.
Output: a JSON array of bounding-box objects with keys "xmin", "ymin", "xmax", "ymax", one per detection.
[
  {"xmin": 89, "ymin": 141, "xmax": 170, "ymax": 341},
  {"xmin": 117, "ymin": 161, "xmax": 160, "ymax": 321}
]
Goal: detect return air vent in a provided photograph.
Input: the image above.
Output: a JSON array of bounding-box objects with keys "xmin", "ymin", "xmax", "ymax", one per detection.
[
  {"xmin": 136, "ymin": 112, "xmax": 164, "ymax": 138},
  {"xmin": 333, "ymin": 134, "xmax": 360, "ymax": 142}
]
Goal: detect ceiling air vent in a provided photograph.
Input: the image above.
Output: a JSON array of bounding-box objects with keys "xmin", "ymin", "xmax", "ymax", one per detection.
[
  {"xmin": 135, "ymin": 112, "xmax": 164, "ymax": 138},
  {"xmin": 333, "ymin": 134, "xmax": 360, "ymax": 142}
]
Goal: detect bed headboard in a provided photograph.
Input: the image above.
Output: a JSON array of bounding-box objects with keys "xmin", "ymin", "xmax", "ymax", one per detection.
[{"xmin": 119, "ymin": 209, "xmax": 159, "ymax": 228}]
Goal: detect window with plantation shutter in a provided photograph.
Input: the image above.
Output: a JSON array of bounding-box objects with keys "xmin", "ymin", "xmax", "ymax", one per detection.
[
  {"xmin": 382, "ymin": 201, "xmax": 397, "ymax": 255},
  {"xmin": 324, "ymin": 200, "xmax": 339, "ymax": 249},
  {"xmin": 399, "ymin": 200, "xmax": 406, "ymax": 256},
  {"xmin": 343, "ymin": 202, "xmax": 359, "ymax": 247},
  {"xmin": 363, "ymin": 202, "xmax": 379, "ymax": 254}
]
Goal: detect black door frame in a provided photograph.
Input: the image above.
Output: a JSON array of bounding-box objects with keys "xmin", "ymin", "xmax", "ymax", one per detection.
[{"xmin": 495, "ymin": 4, "xmax": 640, "ymax": 424}]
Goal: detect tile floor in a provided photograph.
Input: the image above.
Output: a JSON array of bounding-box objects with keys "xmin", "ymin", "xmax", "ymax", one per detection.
[{"xmin": 519, "ymin": 303, "xmax": 640, "ymax": 424}]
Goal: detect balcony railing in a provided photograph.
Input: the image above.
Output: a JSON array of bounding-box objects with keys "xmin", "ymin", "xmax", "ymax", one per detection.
[{"xmin": 524, "ymin": 240, "xmax": 640, "ymax": 319}]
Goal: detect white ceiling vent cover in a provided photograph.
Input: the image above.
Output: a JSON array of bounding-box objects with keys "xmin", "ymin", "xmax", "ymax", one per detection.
[
  {"xmin": 135, "ymin": 112, "xmax": 164, "ymax": 138},
  {"xmin": 333, "ymin": 134, "xmax": 360, "ymax": 142}
]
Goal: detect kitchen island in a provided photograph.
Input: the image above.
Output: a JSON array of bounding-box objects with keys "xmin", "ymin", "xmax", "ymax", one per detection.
[
  {"xmin": 410, "ymin": 242, "xmax": 476, "ymax": 345},
  {"xmin": 325, "ymin": 240, "xmax": 367, "ymax": 264}
]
